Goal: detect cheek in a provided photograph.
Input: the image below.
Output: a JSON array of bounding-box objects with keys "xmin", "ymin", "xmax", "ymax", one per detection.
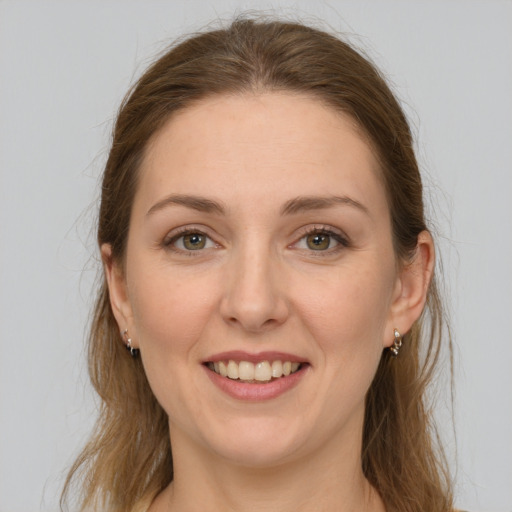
[
  {"xmin": 126, "ymin": 263, "xmax": 221, "ymax": 422},
  {"xmin": 128, "ymin": 261, "xmax": 220, "ymax": 353},
  {"xmin": 294, "ymin": 262, "xmax": 395, "ymax": 360}
]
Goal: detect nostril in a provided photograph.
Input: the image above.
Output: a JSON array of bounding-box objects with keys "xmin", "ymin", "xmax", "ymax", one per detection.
[
  {"xmin": 226, "ymin": 315, "xmax": 283, "ymax": 333},
  {"xmin": 219, "ymin": 276, "xmax": 290, "ymax": 332}
]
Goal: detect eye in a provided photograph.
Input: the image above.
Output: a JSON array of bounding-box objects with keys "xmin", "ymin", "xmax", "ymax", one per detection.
[
  {"xmin": 294, "ymin": 227, "xmax": 349, "ymax": 253},
  {"xmin": 165, "ymin": 230, "xmax": 216, "ymax": 252},
  {"xmin": 305, "ymin": 232, "xmax": 332, "ymax": 250}
]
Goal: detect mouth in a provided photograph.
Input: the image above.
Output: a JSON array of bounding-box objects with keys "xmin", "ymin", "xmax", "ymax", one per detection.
[{"xmin": 205, "ymin": 359, "xmax": 304, "ymax": 383}]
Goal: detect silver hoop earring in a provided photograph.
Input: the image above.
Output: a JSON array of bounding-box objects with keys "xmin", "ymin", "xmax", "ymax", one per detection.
[
  {"xmin": 389, "ymin": 328, "xmax": 403, "ymax": 357},
  {"xmin": 122, "ymin": 329, "xmax": 139, "ymax": 358}
]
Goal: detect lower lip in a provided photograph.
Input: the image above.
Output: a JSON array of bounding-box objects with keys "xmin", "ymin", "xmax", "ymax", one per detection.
[{"xmin": 203, "ymin": 365, "xmax": 308, "ymax": 402}]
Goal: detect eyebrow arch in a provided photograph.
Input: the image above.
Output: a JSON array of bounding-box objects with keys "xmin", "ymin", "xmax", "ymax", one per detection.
[
  {"xmin": 146, "ymin": 194, "xmax": 226, "ymax": 217},
  {"xmin": 146, "ymin": 193, "xmax": 369, "ymax": 218},
  {"xmin": 281, "ymin": 195, "xmax": 369, "ymax": 216}
]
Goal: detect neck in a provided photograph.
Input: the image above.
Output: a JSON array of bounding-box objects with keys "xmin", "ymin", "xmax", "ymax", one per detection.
[{"xmin": 150, "ymin": 425, "xmax": 385, "ymax": 512}]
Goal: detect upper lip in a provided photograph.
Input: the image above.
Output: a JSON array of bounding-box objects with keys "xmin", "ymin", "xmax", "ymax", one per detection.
[{"xmin": 203, "ymin": 350, "xmax": 308, "ymax": 364}]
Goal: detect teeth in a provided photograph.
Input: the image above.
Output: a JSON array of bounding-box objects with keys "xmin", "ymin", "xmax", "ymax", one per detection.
[
  {"xmin": 255, "ymin": 361, "xmax": 271, "ymax": 381},
  {"xmin": 239, "ymin": 361, "xmax": 254, "ymax": 380},
  {"xmin": 209, "ymin": 359, "xmax": 302, "ymax": 382},
  {"xmin": 227, "ymin": 360, "xmax": 239, "ymax": 379},
  {"xmin": 271, "ymin": 360, "xmax": 283, "ymax": 378},
  {"xmin": 218, "ymin": 361, "xmax": 228, "ymax": 377}
]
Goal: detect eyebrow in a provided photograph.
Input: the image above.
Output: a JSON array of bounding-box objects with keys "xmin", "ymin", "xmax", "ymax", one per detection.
[
  {"xmin": 146, "ymin": 193, "xmax": 369, "ymax": 217},
  {"xmin": 280, "ymin": 195, "xmax": 369, "ymax": 216},
  {"xmin": 146, "ymin": 194, "xmax": 226, "ymax": 216}
]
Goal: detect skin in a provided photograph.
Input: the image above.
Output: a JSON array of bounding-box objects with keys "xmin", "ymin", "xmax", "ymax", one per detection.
[{"xmin": 103, "ymin": 93, "xmax": 434, "ymax": 512}]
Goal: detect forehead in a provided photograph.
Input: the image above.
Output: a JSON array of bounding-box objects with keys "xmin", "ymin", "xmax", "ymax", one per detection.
[{"xmin": 137, "ymin": 92, "xmax": 387, "ymax": 218}]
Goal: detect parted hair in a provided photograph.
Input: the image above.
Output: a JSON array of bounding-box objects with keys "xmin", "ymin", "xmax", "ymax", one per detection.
[{"xmin": 62, "ymin": 16, "xmax": 453, "ymax": 512}]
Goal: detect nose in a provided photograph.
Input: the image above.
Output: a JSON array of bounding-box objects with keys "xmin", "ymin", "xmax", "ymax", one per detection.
[{"xmin": 219, "ymin": 244, "xmax": 289, "ymax": 333}]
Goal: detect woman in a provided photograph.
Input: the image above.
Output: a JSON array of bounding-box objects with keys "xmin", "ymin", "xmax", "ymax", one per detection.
[{"xmin": 62, "ymin": 17, "xmax": 453, "ymax": 512}]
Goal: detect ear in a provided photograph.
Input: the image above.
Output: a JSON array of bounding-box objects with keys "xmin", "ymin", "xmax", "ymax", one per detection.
[
  {"xmin": 101, "ymin": 244, "xmax": 136, "ymax": 343},
  {"xmin": 384, "ymin": 231, "xmax": 435, "ymax": 346}
]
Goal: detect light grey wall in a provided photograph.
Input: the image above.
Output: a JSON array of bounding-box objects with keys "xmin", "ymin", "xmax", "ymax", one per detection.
[{"xmin": 1, "ymin": 1, "xmax": 510, "ymax": 511}]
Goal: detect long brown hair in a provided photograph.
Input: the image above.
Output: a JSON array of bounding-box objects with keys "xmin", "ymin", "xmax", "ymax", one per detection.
[{"xmin": 62, "ymin": 16, "xmax": 453, "ymax": 512}]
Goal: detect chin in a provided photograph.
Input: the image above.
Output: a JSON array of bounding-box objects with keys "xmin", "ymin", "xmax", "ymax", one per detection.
[{"xmin": 200, "ymin": 416, "xmax": 309, "ymax": 468}]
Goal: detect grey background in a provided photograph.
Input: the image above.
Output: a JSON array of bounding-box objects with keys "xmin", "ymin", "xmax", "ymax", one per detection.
[{"xmin": 1, "ymin": 1, "xmax": 511, "ymax": 511}]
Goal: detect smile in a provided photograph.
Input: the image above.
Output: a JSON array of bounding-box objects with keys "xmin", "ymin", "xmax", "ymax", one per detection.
[{"xmin": 206, "ymin": 360, "xmax": 302, "ymax": 382}]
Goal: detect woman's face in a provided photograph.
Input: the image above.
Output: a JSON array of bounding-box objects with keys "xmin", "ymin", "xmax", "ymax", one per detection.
[{"xmin": 107, "ymin": 93, "xmax": 410, "ymax": 467}]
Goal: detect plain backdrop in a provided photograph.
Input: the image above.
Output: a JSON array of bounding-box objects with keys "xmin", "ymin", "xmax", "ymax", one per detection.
[{"xmin": 0, "ymin": 1, "xmax": 511, "ymax": 511}]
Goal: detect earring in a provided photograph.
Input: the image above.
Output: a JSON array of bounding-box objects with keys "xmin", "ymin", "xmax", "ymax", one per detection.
[
  {"xmin": 389, "ymin": 328, "xmax": 403, "ymax": 357},
  {"xmin": 122, "ymin": 328, "xmax": 139, "ymax": 358}
]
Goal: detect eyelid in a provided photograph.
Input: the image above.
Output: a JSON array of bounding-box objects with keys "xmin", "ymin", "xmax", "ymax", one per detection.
[
  {"xmin": 163, "ymin": 225, "xmax": 219, "ymax": 254},
  {"xmin": 290, "ymin": 225, "xmax": 350, "ymax": 252},
  {"xmin": 161, "ymin": 223, "xmax": 350, "ymax": 255}
]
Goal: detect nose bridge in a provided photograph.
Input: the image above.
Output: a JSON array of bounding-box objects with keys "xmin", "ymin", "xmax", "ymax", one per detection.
[{"xmin": 220, "ymin": 233, "xmax": 288, "ymax": 332}]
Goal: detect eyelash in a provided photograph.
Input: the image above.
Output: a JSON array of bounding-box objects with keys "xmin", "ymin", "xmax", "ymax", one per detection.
[
  {"xmin": 163, "ymin": 227, "xmax": 216, "ymax": 255},
  {"xmin": 163, "ymin": 225, "xmax": 350, "ymax": 256},
  {"xmin": 294, "ymin": 225, "xmax": 350, "ymax": 254}
]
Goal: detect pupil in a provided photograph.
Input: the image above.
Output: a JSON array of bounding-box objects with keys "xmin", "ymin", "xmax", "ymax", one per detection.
[
  {"xmin": 307, "ymin": 233, "xmax": 329, "ymax": 250},
  {"xmin": 184, "ymin": 233, "xmax": 205, "ymax": 250}
]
